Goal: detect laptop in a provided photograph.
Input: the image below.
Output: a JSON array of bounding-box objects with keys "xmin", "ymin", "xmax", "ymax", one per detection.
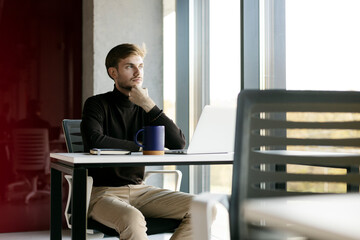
[{"xmin": 166, "ymin": 105, "xmax": 236, "ymax": 154}]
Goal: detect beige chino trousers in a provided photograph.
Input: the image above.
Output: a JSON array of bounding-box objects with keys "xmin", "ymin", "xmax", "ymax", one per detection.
[{"xmin": 88, "ymin": 183, "xmax": 194, "ymax": 240}]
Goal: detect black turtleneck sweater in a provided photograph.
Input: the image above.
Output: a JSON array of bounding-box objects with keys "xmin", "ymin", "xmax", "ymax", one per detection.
[{"xmin": 81, "ymin": 86, "xmax": 186, "ymax": 187}]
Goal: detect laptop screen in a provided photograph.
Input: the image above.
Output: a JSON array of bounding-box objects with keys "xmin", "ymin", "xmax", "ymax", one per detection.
[{"xmin": 186, "ymin": 105, "xmax": 236, "ymax": 154}]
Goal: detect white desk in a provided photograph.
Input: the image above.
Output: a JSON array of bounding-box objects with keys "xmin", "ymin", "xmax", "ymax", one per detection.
[
  {"xmin": 50, "ymin": 152, "xmax": 233, "ymax": 164},
  {"xmin": 242, "ymin": 194, "xmax": 360, "ymax": 240},
  {"xmin": 50, "ymin": 152, "xmax": 233, "ymax": 240}
]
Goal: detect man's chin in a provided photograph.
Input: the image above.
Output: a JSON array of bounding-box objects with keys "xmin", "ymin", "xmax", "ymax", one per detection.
[{"xmin": 131, "ymin": 82, "xmax": 143, "ymax": 88}]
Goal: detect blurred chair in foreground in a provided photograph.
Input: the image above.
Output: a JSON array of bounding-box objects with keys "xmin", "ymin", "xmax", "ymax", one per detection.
[{"xmin": 191, "ymin": 90, "xmax": 360, "ymax": 240}]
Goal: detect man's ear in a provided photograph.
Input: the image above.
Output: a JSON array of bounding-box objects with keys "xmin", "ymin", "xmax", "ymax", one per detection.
[{"xmin": 108, "ymin": 67, "xmax": 117, "ymax": 79}]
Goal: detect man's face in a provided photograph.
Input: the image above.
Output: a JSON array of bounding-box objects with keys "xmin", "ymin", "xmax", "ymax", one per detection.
[{"xmin": 110, "ymin": 54, "xmax": 144, "ymax": 93}]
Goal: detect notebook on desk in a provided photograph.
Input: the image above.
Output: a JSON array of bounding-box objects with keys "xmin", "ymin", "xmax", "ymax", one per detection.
[{"xmin": 166, "ymin": 105, "xmax": 236, "ymax": 154}]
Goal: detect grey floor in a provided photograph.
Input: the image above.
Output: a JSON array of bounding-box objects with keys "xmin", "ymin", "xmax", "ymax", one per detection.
[{"xmin": 0, "ymin": 202, "xmax": 230, "ymax": 240}]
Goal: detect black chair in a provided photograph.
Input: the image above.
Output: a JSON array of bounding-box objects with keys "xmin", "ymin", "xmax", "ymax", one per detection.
[
  {"xmin": 62, "ymin": 119, "xmax": 181, "ymax": 238},
  {"xmin": 191, "ymin": 90, "xmax": 360, "ymax": 240},
  {"xmin": 62, "ymin": 119, "xmax": 83, "ymax": 153}
]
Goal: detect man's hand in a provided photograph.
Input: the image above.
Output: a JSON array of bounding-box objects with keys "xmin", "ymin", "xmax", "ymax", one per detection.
[{"xmin": 128, "ymin": 85, "xmax": 156, "ymax": 112}]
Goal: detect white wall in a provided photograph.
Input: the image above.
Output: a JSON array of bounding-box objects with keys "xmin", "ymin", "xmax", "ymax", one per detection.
[{"xmin": 82, "ymin": 0, "xmax": 164, "ymax": 107}]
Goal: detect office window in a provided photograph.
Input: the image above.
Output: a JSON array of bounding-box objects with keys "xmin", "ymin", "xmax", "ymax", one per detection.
[
  {"xmin": 209, "ymin": 1, "xmax": 240, "ymax": 107},
  {"xmin": 285, "ymin": 0, "xmax": 360, "ymax": 193},
  {"xmin": 163, "ymin": 0, "xmax": 176, "ymax": 120},
  {"xmin": 173, "ymin": 0, "xmax": 239, "ymax": 194},
  {"xmin": 260, "ymin": 0, "xmax": 360, "ymax": 91},
  {"xmin": 209, "ymin": 0, "xmax": 240, "ymax": 194},
  {"xmin": 259, "ymin": 0, "xmax": 360, "ymax": 193},
  {"xmin": 163, "ymin": 0, "xmax": 178, "ymax": 189},
  {"xmin": 286, "ymin": 0, "xmax": 360, "ymax": 91}
]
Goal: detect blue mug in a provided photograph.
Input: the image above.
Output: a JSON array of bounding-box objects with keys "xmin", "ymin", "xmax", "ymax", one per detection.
[{"xmin": 135, "ymin": 126, "xmax": 165, "ymax": 155}]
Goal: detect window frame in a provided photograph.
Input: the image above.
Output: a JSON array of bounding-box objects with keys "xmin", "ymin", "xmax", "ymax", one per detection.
[{"xmin": 242, "ymin": 0, "xmax": 286, "ymax": 89}]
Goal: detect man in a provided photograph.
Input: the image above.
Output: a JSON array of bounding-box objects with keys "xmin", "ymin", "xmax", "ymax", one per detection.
[{"xmin": 81, "ymin": 43, "xmax": 193, "ymax": 240}]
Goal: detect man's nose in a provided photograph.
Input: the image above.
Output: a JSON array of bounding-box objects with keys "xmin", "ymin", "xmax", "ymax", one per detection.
[{"xmin": 134, "ymin": 67, "xmax": 140, "ymax": 75}]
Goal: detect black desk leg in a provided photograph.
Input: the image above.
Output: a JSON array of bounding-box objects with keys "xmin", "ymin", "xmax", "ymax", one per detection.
[
  {"xmin": 71, "ymin": 168, "xmax": 88, "ymax": 240},
  {"xmin": 51, "ymin": 168, "xmax": 62, "ymax": 240}
]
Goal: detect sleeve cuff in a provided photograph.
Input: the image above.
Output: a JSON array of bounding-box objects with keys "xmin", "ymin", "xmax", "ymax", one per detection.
[{"xmin": 147, "ymin": 105, "xmax": 163, "ymax": 123}]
